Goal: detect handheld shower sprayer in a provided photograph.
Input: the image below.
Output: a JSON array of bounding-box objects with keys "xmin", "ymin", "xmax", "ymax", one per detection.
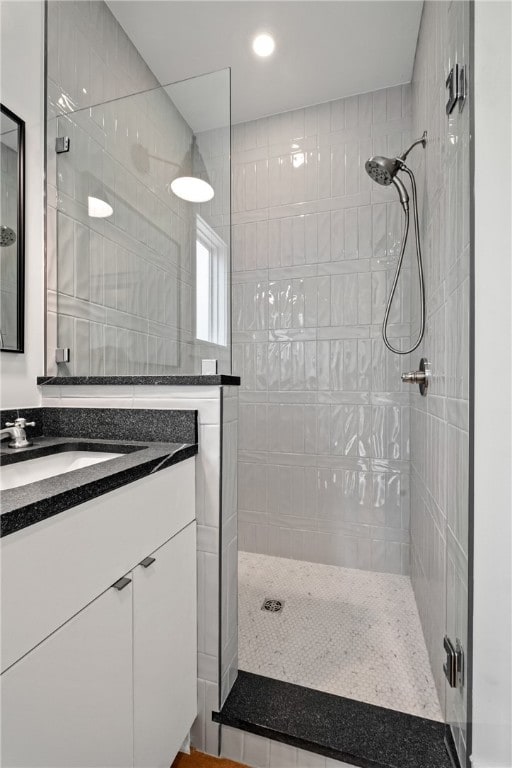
[
  {"xmin": 365, "ymin": 131, "xmax": 427, "ymax": 355},
  {"xmin": 364, "ymin": 156, "xmax": 409, "ymax": 210}
]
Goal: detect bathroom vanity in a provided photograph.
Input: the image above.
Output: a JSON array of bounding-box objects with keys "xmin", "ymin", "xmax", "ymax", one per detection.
[{"xmin": 0, "ymin": 408, "xmax": 199, "ymax": 768}]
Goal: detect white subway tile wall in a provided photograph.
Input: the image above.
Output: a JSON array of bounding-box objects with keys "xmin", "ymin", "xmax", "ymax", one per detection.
[
  {"xmin": 233, "ymin": 86, "xmax": 414, "ymax": 574},
  {"xmin": 409, "ymin": 2, "xmax": 470, "ymax": 764},
  {"xmin": 46, "ymin": 0, "xmax": 230, "ymax": 377},
  {"xmin": 221, "ymin": 726, "xmax": 353, "ymax": 768},
  {"xmin": 220, "ymin": 386, "xmax": 239, "ymax": 707}
]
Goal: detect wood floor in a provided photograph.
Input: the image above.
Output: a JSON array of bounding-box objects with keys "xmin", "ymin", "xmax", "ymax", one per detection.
[{"xmin": 172, "ymin": 748, "xmax": 247, "ymax": 768}]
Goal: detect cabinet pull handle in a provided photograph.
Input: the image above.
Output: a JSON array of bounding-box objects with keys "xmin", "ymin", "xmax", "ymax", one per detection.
[
  {"xmin": 139, "ymin": 556, "xmax": 156, "ymax": 568},
  {"xmin": 112, "ymin": 576, "xmax": 131, "ymax": 591}
]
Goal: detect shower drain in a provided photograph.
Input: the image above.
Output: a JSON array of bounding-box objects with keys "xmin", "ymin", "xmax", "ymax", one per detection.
[{"xmin": 261, "ymin": 598, "xmax": 284, "ymax": 613}]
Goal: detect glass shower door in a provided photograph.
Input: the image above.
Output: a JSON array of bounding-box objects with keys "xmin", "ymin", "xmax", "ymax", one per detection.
[
  {"xmin": 409, "ymin": 2, "xmax": 471, "ymax": 765},
  {"xmin": 443, "ymin": 1, "xmax": 471, "ymax": 765}
]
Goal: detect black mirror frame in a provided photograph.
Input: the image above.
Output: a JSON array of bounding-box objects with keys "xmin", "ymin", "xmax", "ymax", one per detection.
[{"xmin": 0, "ymin": 103, "xmax": 25, "ymax": 354}]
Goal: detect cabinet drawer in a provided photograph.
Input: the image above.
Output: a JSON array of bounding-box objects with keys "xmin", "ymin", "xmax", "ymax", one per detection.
[{"xmin": 1, "ymin": 457, "xmax": 195, "ymax": 672}]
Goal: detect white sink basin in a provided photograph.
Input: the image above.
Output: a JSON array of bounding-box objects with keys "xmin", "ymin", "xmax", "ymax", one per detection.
[{"xmin": 0, "ymin": 451, "xmax": 123, "ymax": 491}]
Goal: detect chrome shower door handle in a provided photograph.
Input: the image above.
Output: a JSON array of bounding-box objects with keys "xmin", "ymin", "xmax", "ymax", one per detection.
[{"xmin": 401, "ymin": 357, "xmax": 431, "ymax": 396}]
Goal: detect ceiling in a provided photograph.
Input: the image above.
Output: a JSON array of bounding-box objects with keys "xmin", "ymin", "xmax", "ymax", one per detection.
[{"xmin": 107, "ymin": 1, "xmax": 423, "ymax": 129}]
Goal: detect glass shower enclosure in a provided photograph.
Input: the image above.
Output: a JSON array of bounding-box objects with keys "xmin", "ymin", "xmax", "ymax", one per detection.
[{"xmin": 46, "ymin": 69, "xmax": 231, "ymax": 377}]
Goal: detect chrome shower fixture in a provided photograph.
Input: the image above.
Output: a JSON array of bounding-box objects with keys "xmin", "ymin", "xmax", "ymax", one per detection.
[
  {"xmin": 365, "ymin": 131, "xmax": 427, "ymax": 355},
  {"xmin": 0, "ymin": 225, "xmax": 16, "ymax": 247},
  {"xmin": 398, "ymin": 132, "xmax": 428, "ymax": 161},
  {"xmin": 365, "ymin": 156, "xmax": 410, "ymax": 210},
  {"xmin": 365, "ymin": 132, "xmax": 427, "ymax": 212}
]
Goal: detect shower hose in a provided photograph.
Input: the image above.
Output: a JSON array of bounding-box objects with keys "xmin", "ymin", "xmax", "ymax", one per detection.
[{"xmin": 382, "ymin": 165, "xmax": 426, "ymax": 355}]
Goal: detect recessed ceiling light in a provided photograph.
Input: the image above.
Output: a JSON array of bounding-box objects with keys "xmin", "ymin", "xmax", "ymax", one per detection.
[{"xmin": 252, "ymin": 33, "xmax": 275, "ymax": 58}]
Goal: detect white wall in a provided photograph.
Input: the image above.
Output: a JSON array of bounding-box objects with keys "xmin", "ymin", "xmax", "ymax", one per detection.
[
  {"xmin": 472, "ymin": 2, "xmax": 512, "ymax": 767},
  {"xmin": 0, "ymin": 0, "xmax": 44, "ymax": 407}
]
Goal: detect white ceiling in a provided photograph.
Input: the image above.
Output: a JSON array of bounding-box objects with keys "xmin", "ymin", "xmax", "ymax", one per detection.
[
  {"xmin": 165, "ymin": 69, "xmax": 230, "ymax": 133},
  {"xmin": 107, "ymin": 0, "xmax": 423, "ymax": 129}
]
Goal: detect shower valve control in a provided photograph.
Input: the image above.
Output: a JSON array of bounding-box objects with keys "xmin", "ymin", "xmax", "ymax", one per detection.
[{"xmin": 401, "ymin": 358, "xmax": 431, "ymax": 396}]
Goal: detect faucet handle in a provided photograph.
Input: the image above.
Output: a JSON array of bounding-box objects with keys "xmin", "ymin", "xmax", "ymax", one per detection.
[
  {"xmin": 7, "ymin": 418, "xmax": 36, "ymax": 429},
  {"xmin": 401, "ymin": 357, "xmax": 431, "ymax": 396}
]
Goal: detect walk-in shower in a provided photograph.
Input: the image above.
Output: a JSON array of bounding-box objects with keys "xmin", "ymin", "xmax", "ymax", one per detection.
[
  {"xmin": 233, "ymin": 87, "xmax": 444, "ymax": 731},
  {"xmin": 365, "ymin": 132, "xmax": 427, "ymax": 355}
]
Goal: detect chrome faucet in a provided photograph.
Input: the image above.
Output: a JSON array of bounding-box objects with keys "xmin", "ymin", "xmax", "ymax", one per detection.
[{"xmin": 0, "ymin": 417, "xmax": 36, "ymax": 449}]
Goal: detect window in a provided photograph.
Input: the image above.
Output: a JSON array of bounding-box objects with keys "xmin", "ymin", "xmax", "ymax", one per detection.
[{"xmin": 195, "ymin": 216, "xmax": 227, "ymax": 346}]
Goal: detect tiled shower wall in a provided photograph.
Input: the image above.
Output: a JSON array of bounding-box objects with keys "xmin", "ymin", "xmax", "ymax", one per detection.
[
  {"xmin": 46, "ymin": 0, "xmax": 230, "ymax": 377},
  {"xmin": 409, "ymin": 1, "xmax": 470, "ymax": 762},
  {"xmin": 233, "ymin": 87, "xmax": 415, "ymax": 574},
  {"xmin": 220, "ymin": 386, "xmax": 239, "ymax": 706}
]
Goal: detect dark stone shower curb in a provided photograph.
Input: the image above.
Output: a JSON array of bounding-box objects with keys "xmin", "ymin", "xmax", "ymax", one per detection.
[{"xmin": 213, "ymin": 671, "xmax": 452, "ymax": 768}]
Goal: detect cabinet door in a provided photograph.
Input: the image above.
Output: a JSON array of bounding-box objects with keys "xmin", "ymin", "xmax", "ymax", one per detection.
[
  {"xmin": 1, "ymin": 580, "xmax": 133, "ymax": 768},
  {"xmin": 133, "ymin": 522, "xmax": 197, "ymax": 768},
  {"xmin": 2, "ymin": 457, "xmax": 195, "ymax": 674}
]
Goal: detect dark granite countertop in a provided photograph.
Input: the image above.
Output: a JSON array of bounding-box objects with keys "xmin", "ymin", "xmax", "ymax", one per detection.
[
  {"xmin": 214, "ymin": 672, "xmax": 452, "ymax": 768},
  {"xmin": 37, "ymin": 375, "xmax": 240, "ymax": 386},
  {"xmin": 0, "ymin": 436, "xmax": 197, "ymax": 538}
]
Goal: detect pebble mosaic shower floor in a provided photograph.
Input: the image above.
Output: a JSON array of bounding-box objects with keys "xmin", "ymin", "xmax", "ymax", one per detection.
[{"xmin": 238, "ymin": 552, "xmax": 442, "ymax": 722}]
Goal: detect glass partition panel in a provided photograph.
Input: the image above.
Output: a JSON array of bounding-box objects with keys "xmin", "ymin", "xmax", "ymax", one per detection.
[{"xmin": 48, "ymin": 69, "xmax": 231, "ymax": 376}]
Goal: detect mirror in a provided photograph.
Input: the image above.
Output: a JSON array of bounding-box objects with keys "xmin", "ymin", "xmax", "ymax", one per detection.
[{"xmin": 0, "ymin": 104, "xmax": 24, "ymax": 353}]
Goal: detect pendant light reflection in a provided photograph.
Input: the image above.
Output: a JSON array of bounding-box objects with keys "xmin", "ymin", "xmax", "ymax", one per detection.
[
  {"xmin": 88, "ymin": 195, "xmax": 113, "ymax": 218},
  {"xmin": 170, "ymin": 136, "xmax": 215, "ymax": 203},
  {"xmin": 170, "ymin": 176, "xmax": 214, "ymax": 203}
]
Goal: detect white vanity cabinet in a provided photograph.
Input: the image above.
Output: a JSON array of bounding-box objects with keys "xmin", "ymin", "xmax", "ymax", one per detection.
[{"xmin": 0, "ymin": 458, "xmax": 197, "ymax": 768}]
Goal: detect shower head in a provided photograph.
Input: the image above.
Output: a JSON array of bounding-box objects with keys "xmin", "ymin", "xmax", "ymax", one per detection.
[
  {"xmin": 365, "ymin": 132, "xmax": 427, "ymax": 212},
  {"xmin": 365, "ymin": 156, "xmax": 409, "ymax": 210},
  {"xmin": 0, "ymin": 226, "xmax": 16, "ymax": 247},
  {"xmin": 365, "ymin": 156, "xmax": 400, "ymax": 186}
]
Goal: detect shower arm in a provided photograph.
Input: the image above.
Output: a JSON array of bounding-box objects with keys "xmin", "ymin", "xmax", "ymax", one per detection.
[
  {"xmin": 398, "ymin": 131, "xmax": 428, "ymax": 164},
  {"xmin": 381, "ymin": 164, "xmax": 426, "ymax": 356}
]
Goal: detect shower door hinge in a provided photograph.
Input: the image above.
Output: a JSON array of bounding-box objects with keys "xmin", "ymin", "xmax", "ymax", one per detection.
[
  {"xmin": 443, "ymin": 635, "xmax": 465, "ymax": 689},
  {"xmin": 446, "ymin": 63, "xmax": 467, "ymax": 115},
  {"xmin": 55, "ymin": 136, "xmax": 70, "ymax": 154},
  {"xmin": 458, "ymin": 65, "xmax": 467, "ymax": 113},
  {"xmin": 446, "ymin": 66, "xmax": 458, "ymax": 115},
  {"xmin": 55, "ymin": 347, "xmax": 70, "ymax": 364}
]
